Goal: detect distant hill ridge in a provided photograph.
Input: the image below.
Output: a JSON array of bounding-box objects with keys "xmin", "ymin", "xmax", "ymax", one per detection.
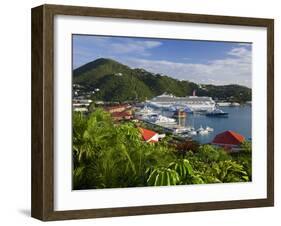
[{"xmin": 73, "ymin": 58, "xmax": 252, "ymax": 102}]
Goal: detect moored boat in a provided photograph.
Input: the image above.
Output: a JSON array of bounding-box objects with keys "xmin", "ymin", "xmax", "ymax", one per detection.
[
  {"xmin": 216, "ymin": 102, "xmax": 231, "ymax": 107},
  {"xmin": 178, "ymin": 132, "xmax": 191, "ymax": 138},
  {"xmin": 173, "ymin": 127, "xmax": 190, "ymax": 134},
  {"xmin": 188, "ymin": 130, "xmax": 197, "ymax": 136},
  {"xmin": 206, "ymin": 108, "xmax": 228, "ymax": 117},
  {"xmin": 196, "ymin": 126, "xmax": 209, "ymax": 135},
  {"xmin": 134, "ymin": 106, "xmax": 158, "ymax": 119},
  {"xmin": 206, "ymin": 126, "xmax": 214, "ymax": 132},
  {"xmin": 198, "ymin": 130, "xmax": 209, "ymax": 135},
  {"xmin": 230, "ymin": 102, "xmax": 240, "ymax": 107},
  {"xmin": 149, "ymin": 115, "xmax": 176, "ymax": 124},
  {"xmin": 197, "ymin": 125, "xmax": 204, "ymax": 132}
]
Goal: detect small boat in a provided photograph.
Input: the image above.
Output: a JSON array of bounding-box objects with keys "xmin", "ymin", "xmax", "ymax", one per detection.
[
  {"xmin": 198, "ymin": 129, "xmax": 209, "ymax": 135},
  {"xmin": 216, "ymin": 102, "xmax": 231, "ymax": 107},
  {"xmin": 151, "ymin": 115, "xmax": 176, "ymax": 124},
  {"xmin": 178, "ymin": 132, "xmax": 191, "ymax": 138},
  {"xmin": 173, "ymin": 127, "xmax": 190, "ymax": 134},
  {"xmin": 168, "ymin": 106, "xmax": 177, "ymax": 112},
  {"xmin": 186, "ymin": 126, "xmax": 195, "ymax": 131},
  {"xmin": 230, "ymin": 102, "xmax": 240, "ymax": 107},
  {"xmin": 206, "ymin": 109, "xmax": 228, "ymax": 117},
  {"xmin": 183, "ymin": 106, "xmax": 193, "ymax": 113},
  {"xmin": 206, "ymin": 126, "xmax": 214, "ymax": 132},
  {"xmin": 188, "ymin": 130, "xmax": 197, "ymax": 136},
  {"xmin": 145, "ymin": 114, "xmax": 159, "ymax": 121},
  {"xmin": 197, "ymin": 126, "xmax": 204, "ymax": 132},
  {"xmin": 197, "ymin": 126, "xmax": 209, "ymax": 135},
  {"xmin": 135, "ymin": 106, "xmax": 153, "ymax": 114},
  {"xmin": 194, "ymin": 109, "xmax": 208, "ymax": 113},
  {"xmin": 135, "ymin": 106, "xmax": 158, "ymax": 119}
]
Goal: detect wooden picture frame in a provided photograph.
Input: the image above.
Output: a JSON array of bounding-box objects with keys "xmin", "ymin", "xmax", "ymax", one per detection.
[{"xmin": 31, "ymin": 4, "xmax": 274, "ymax": 221}]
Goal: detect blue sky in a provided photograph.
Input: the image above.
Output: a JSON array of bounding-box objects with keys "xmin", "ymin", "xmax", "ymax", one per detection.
[{"xmin": 73, "ymin": 35, "xmax": 252, "ymax": 87}]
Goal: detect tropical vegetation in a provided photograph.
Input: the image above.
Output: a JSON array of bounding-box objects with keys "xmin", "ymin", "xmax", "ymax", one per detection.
[{"xmin": 73, "ymin": 110, "xmax": 252, "ymax": 189}]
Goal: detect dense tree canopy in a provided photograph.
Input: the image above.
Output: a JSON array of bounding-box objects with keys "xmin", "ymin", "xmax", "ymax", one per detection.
[{"xmin": 73, "ymin": 110, "xmax": 252, "ymax": 189}]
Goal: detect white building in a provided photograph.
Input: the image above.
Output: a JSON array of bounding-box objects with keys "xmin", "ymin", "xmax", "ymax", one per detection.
[{"xmin": 72, "ymin": 98, "xmax": 92, "ymax": 113}]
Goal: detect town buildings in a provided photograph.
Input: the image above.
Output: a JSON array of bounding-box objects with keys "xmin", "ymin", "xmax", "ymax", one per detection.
[{"xmin": 104, "ymin": 104, "xmax": 133, "ymax": 121}]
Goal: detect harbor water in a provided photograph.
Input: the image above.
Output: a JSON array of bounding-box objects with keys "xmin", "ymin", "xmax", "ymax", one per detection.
[{"xmin": 162, "ymin": 106, "xmax": 252, "ymax": 144}]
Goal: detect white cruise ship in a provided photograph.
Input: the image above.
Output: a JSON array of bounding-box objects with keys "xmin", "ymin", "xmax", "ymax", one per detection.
[{"xmin": 147, "ymin": 93, "xmax": 216, "ymax": 112}]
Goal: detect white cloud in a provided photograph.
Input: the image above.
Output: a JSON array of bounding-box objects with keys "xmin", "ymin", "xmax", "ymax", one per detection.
[
  {"xmin": 74, "ymin": 36, "xmax": 162, "ymax": 59},
  {"xmin": 237, "ymin": 43, "xmax": 252, "ymax": 47},
  {"xmin": 227, "ymin": 47, "xmax": 251, "ymax": 59},
  {"xmin": 121, "ymin": 46, "xmax": 252, "ymax": 87},
  {"xmin": 110, "ymin": 40, "xmax": 162, "ymax": 56},
  {"xmin": 73, "ymin": 36, "xmax": 163, "ymax": 67}
]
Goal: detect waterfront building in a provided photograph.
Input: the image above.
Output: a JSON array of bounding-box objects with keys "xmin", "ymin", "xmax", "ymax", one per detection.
[
  {"xmin": 212, "ymin": 130, "xmax": 245, "ymax": 152},
  {"xmin": 73, "ymin": 107, "xmax": 88, "ymax": 113},
  {"xmin": 139, "ymin": 127, "xmax": 166, "ymax": 143},
  {"xmin": 72, "ymin": 98, "xmax": 92, "ymax": 113}
]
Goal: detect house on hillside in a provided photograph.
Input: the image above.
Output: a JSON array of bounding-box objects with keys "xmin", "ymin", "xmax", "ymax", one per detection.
[
  {"xmin": 104, "ymin": 104, "xmax": 133, "ymax": 121},
  {"xmin": 111, "ymin": 111, "xmax": 133, "ymax": 121},
  {"xmin": 139, "ymin": 127, "xmax": 165, "ymax": 143},
  {"xmin": 104, "ymin": 104, "xmax": 131, "ymax": 113},
  {"xmin": 212, "ymin": 130, "xmax": 245, "ymax": 152},
  {"xmin": 72, "ymin": 98, "xmax": 92, "ymax": 113}
]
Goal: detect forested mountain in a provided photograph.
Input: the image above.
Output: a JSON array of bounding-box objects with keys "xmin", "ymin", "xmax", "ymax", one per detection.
[{"xmin": 73, "ymin": 58, "xmax": 251, "ymax": 102}]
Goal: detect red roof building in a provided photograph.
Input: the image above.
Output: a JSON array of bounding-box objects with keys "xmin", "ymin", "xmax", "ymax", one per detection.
[
  {"xmin": 104, "ymin": 104, "xmax": 130, "ymax": 113},
  {"xmin": 212, "ymin": 130, "xmax": 245, "ymax": 152},
  {"xmin": 139, "ymin": 127, "xmax": 160, "ymax": 143},
  {"xmin": 111, "ymin": 111, "xmax": 132, "ymax": 121}
]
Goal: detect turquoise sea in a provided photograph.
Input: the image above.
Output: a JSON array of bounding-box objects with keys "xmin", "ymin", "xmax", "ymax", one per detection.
[{"xmin": 164, "ymin": 106, "xmax": 252, "ymax": 144}]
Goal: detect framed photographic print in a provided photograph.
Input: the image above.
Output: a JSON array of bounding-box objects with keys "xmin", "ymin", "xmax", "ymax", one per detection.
[{"xmin": 31, "ymin": 4, "xmax": 274, "ymax": 221}]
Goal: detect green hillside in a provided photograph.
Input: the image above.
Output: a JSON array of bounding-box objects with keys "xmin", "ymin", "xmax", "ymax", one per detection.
[{"xmin": 73, "ymin": 58, "xmax": 251, "ymax": 102}]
